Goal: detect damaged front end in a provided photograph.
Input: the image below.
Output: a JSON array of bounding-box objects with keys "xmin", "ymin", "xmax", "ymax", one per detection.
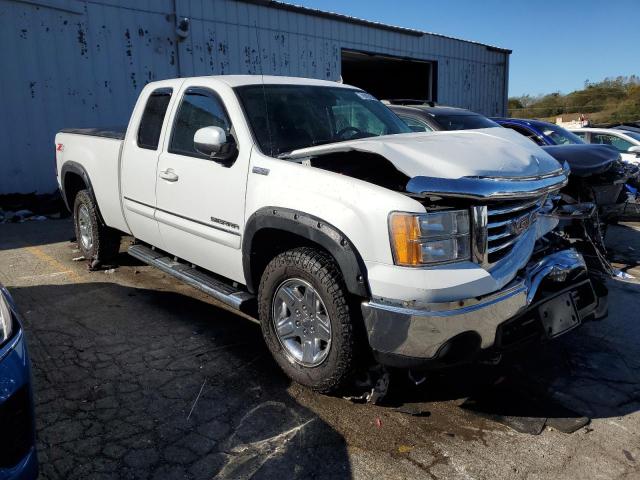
[
  {"xmin": 370, "ymin": 164, "xmax": 607, "ymax": 368},
  {"xmin": 284, "ymin": 132, "xmax": 606, "ymax": 368},
  {"xmin": 543, "ymin": 145, "xmax": 640, "ymax": 281},
  {"xmin": 360, "ymin": 164, "xmax": 605, "ymax": 368}
]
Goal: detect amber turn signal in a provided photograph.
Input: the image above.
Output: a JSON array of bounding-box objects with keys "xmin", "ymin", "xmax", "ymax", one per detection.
[{"xmin": 389, "ymin": 213, "xmax": 422, "ymax": 266}]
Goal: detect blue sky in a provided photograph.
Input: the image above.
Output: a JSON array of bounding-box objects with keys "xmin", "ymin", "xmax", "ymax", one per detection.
[{"xmin": 292, "ymin": 0, "xmax": 640, "ymax": 97}]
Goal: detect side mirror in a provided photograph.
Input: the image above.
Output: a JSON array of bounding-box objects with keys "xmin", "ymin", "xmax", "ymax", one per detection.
[
  {"xmin": 628, "ymin": 145, "xmax": 640, "ymax": 156},
  {"xmin": 194, "ymin": 126, "xmax": 227, "ymax": 158},
  {"xmin": 409, "ymin": 125, "xmax": 428, "ymax": 132}
]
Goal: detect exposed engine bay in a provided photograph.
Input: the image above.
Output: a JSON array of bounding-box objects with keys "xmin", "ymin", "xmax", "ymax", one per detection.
[{"xmin": 302, "ymin": 151, "xmax": 410, "ymax": 192}]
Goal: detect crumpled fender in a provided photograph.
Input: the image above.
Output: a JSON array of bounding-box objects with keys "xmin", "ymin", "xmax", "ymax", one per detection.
[{"xmin": 542, "ymin": 144, "xmax": 620, "ymax": 177}]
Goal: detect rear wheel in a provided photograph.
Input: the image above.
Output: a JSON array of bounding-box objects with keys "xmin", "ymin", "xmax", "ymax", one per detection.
[
  {"xmin": 258, "ymin": 247, "xmax": 357, "ymax": 393},
  {"xmin": 73, "ymin": 189, "xmax": 120, "ymax": 267}
]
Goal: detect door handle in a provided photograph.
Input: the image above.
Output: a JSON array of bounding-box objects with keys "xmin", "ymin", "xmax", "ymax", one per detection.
[{"xmin": 159, "ymin": 169, "xmax": 179, "ymax": 182}]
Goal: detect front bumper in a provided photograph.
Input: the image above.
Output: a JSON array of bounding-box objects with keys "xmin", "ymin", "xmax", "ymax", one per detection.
[
  {"xmin": 0, "ymin": 292, "xmax": 38, "ymax": 480},
  {"xmin": 362, "ymin": 249, "xmax": 598, "ymax": 367}
]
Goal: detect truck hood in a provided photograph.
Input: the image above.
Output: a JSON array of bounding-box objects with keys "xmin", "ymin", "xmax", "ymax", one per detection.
[{"xmin": 283, "ymin": 128, "xmax": 563, "ymax": 180}]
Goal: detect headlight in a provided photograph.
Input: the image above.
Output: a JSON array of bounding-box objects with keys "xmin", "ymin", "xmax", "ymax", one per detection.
[
  {"xmin": 389, "ymin": 210, "xmax": 470, "ymax": 266},
  {"xmin": 0, "ymin": 290, "xmax": 13, "ymax": 345}
]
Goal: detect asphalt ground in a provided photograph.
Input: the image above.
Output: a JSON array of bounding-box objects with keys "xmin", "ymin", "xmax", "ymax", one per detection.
[{"xmin": 1, "ymin": 219, "xmax": 639, "ymax": 479}]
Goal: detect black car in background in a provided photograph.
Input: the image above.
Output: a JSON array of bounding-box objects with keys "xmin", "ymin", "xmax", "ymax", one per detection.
[{"xmin": 385, "ymin": 100, "xmax": 501, "ymax": 132}]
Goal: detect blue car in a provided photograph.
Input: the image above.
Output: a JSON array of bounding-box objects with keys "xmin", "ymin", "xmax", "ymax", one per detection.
[
  {"xmin": 0, "ymin": 286, "xmax": 37, "ymax": 480},
  {"xmin": 492, "ymin": 117, "xmax": 586, "ymax": 146}
]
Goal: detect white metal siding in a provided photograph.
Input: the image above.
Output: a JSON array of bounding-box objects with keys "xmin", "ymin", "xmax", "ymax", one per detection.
[{"xmin": 0, "ymin": 0, "xmax": 509, "ymax": 194}]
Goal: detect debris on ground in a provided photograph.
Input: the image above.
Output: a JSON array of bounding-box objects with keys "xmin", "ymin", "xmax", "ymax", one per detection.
[
  {"xmin": 546, "ymin": 417, "xmax": 591, "ymax": 434},
  {"xmin": 104, "ymin": 268, "xmax": 116, "ymax": 274},
  {"xmin": 0, "ymin": 191, "xmax": 68, "ymax": 222},
  {"xmin": 187, "ymin": 379, "xmax": 207, "ymax": 421},
  {"xmin": 72, "ymin": 256, "xmax": 86, "ymax": 262},
  {"xmin": 344, "ymin": 365, "xmax": 390, "ymax": 404},
  {"xmin": 397, "ymin": 445, "xmax": 414, "ymax": 454},
  {"xmin": 614, "ymin": 269, "xmax": 635, "ymax": 280},
  {"xmin": 394, "ymin": 404, "xmax": 431, "ymax": 417},
  {"xmin": 407, "ymin": 369, "xmax": 427, "ymax": 386},
  {"xmin": 1, "ymin": 208, "xmax": 57, "ymax": 223}
]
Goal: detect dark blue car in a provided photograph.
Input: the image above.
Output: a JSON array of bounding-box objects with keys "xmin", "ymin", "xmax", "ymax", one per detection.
[
  {"xmin": 0, "ymin": 286, "xmax": 37, "ymax": 480},
  {"xmin": 493, "ymin": 117, "xmax": 626, "ymax": 176},
  {"xmin": 492, "ymin": 118, "xmax": 586, "ymax": 146}
]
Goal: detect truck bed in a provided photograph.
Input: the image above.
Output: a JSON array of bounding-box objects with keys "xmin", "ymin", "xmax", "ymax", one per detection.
[
  {"xmin": 59, "ymin": 127, "xmax": 126, "ymax": 140},
  {"xmin": 56, "ymin": 127, "xmax": 129, "ymax": 234}
]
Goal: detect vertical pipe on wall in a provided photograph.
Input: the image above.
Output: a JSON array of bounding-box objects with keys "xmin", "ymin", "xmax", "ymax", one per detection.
[
  {"xmin": 502, "ymin": 53, "xmax": 510, "ymax": 116},
  {"xmin": 172, "ymin": 0, "xmax": 182, "ymax": 77}
]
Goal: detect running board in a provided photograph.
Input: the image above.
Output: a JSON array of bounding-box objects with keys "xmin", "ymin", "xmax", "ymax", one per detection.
[{"xmin": 128, "ymin": 244, "xmax": 256, "ymax": 314}]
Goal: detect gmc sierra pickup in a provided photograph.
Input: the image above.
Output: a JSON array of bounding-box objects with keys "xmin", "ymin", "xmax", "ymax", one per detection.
[{"xmin": 55, "ymin": 75, "xmax": 601, "ymax": 393}]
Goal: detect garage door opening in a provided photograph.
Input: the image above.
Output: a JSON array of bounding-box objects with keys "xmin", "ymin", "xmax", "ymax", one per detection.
[{"xmin": 341, "ymin": 49, "xmax": 435, "ymax": 102}]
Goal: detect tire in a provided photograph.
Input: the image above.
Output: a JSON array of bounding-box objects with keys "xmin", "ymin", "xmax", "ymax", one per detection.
[
  {"xmin": 73, "ymin": 189, "xmax": 120, "ymax": 267},
  {"xmin": 258, "ymin": 247, "xmax": 356, "ymax": 394}
]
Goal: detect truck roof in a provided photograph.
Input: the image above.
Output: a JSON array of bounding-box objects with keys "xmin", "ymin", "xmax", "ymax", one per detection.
[{"xmin": 169, "ymin": 74, "xmax": 357, "ymax": 89}]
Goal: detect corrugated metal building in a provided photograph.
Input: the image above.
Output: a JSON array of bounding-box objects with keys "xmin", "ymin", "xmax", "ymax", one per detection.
[{"xmin": 0, "ymin": 0, "xmax": 511, "ymax": 194}]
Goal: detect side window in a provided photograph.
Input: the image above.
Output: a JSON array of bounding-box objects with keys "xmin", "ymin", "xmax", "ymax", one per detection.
[
  {"xmin": 137, "ymin": 89, "xmax": 172, "ymax": 150},
  {"xmin": 169, "ymin": 88, "xmax": 232, "ymax": 158},
  {"xmin": 592, "ymin": 134, "xmax": 633, "ymax": 153},
  {"xmin": 573, "ymin": 131, "xmax": 587, "ymax": 140},
  {"xmin": 398, "ymin": 115, "xmax": 432, "ymax": 132}
]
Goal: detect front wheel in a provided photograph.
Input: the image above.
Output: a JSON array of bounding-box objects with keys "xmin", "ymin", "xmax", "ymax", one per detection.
[{"xmin": 258, "ymin": 247, "xmax": 357, "ymax": 393}]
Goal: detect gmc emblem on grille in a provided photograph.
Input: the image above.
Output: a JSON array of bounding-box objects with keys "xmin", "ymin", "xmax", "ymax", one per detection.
[{"xmin": 510, "ymin": 212, "xmax": 535, "ymax": 236}]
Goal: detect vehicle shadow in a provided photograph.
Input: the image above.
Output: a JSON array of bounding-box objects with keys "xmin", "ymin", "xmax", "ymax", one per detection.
[
  {"xmin": 10, "ymin": 282, "xmax": 351, "ymax": 480},
  {"xmin": 384, "ymin": 278, "xmax": 640, "ymax": 433}
]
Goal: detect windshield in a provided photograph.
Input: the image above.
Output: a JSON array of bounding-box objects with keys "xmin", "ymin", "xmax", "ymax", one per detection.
[
  {"xmin": 539, "ymin": 123, "xmax": 584, "ymax": 145},
  {"xmin": 431, "ymin": 113, "xmax": 499, "ymax": 131},
  {"xmin": 235, "ymin": 85, "xmax": 411, "ymax": 156}
]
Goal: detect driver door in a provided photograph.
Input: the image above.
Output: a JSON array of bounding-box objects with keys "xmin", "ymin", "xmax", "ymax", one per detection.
[{"xmin": 155, "ymin": 83, "xmax": 249, "ymax": 283}]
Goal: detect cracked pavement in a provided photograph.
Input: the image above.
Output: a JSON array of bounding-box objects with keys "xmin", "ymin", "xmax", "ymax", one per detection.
[{"xmin": 0, "ymin": 219, "xmax": 639, "ymax": 479}]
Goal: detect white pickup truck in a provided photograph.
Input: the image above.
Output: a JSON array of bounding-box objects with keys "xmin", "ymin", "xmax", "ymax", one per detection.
[{"xmin": 55, "ymin": 75, "xmax": 600, "ymax": 393}]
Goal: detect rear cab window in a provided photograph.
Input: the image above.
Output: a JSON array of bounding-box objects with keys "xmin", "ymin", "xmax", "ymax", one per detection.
[{"xmin": 137, "ymin": 88, "xmax": 173, "ymax": 150}]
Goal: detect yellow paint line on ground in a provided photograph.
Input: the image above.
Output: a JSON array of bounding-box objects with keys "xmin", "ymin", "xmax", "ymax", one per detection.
[
  {"xmin": 25, "ymin": 246, "xmax": 83, "ymax": 283},
  {"xmin": 18, "ymin": 271, "xmax": 73, "ymax": 281}
]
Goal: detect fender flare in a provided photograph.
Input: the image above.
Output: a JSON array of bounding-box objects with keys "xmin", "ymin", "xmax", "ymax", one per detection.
[
  {"xmin": 60, "ymin": 161, "xmax": 105, "ymax": 224},
  {"xmin": 242, "ymin": 207, "xmax": 369, "ymax": 297}
]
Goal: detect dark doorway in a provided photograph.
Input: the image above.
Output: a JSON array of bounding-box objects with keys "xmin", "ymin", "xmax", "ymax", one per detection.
[{"xmin": 341, "ymin": 49, "xmax": 435, "ymax": 102}]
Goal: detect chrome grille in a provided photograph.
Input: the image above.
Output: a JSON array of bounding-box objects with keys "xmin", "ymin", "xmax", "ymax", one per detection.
[{"xmin": 473, "ymin": 196, "xmax": 545, "ymax": 267}]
